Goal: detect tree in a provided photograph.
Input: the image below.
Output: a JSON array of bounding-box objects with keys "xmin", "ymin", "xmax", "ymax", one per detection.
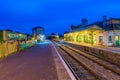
[{"xmin": 51, "ymin": 33, "xmax": 55, "ymax": 35}]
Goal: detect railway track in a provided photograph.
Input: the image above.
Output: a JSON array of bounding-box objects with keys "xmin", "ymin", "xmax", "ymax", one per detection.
[
  {"xmin": 63, "ymin": 44, "xmax": 120, "ymax": 75},
  {"xmin": 54, "ymin": 42, "xmax": 120, "ymax": 80},
  {"xmin": 62, "ymin": 42, "xmax": 120, "ymax": 67},
  {"xmin": 54, "ymin": 43, "xmax": 97, "ymax": 80}
]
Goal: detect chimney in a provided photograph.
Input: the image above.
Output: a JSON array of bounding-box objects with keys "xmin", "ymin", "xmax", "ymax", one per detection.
[
  {"xmin": 82, "ymin": 18, "xmax": 88, "ymax": 26},
  {"xmin": 103, "ymin": 15, "xmax": 107, "ymax": 27}
]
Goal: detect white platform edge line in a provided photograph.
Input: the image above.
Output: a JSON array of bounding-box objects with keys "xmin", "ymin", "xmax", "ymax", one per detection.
[{"xmin": 51, "ymin": 43, "xmax": 76, "ymax": 80}]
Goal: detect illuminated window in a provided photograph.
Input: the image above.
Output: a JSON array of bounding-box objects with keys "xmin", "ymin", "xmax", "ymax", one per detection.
[
  {"xmin": 108, "ymin": 36, "xmax": 112, "ymax": 43},
  {"xmin": 115, "ymin": 36, "xmax": 119, "ymax": 46},
  {"xmin": 99, "ymin": 36, "xmax": 103, "ymax": 42},
  {"xmin": 115, "ymin": 36, "xmax": 119, "ymax": 40}
]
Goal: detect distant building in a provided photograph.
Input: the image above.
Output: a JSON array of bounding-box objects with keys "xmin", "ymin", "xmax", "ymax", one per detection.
[
  {"xmin": 64, "ymin": 16, "xmax": 120, "ymax": 47},
  {"xmin": 0, "ymin": 30, "xmax": 27, "ymax": 43},
  {"xmin": 32, "ymin": 26, "xmax": 45, "ymax": 42},
  {"xmin": 46, "ymin": 33, "xmax": 59, "ymax": 40}
]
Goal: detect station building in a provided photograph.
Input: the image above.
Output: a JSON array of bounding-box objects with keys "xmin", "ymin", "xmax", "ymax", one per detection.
[{"xmin": 64, "ymin": 16, "xmax": 120, "ymax": 47}]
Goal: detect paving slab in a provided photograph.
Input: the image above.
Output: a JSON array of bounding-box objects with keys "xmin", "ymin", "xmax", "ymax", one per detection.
[{"xmin": 0, "ymin": 42, "xmax": 71, "ymax": 80}]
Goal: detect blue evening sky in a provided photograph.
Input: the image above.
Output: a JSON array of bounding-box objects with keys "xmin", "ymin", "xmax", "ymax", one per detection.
[{"xmin": 0, "ymin": 0, "xmax": 120, "ymax": 35}]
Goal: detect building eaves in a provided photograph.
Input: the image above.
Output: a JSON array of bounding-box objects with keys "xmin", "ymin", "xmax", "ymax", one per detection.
[
  {"xmin": 110, "ymin": 18, "xmax": 120, "ymax": 21},
  {"xmin": 106, "ymin": 24, "xmax": 120, "ymax": 30},
  {"xmin": 70, "ymin": 21, "xmax": 104, "ymax": 33}
]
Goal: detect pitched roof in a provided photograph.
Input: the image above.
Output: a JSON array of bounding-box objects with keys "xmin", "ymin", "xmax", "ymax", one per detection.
[
  {"xmin": 71, "ymin": 24, "xmax": 82, "ymax": 30},
  {"xmin": 68, "ymin": 17, "xmax": 120, "ymax": 34},
  {"xmin": 106, "ymin": 24, "xmax": 120, "ymax": 30},
  {"xmin": 64, "ymin": 31, "xmax": 70, "ymax": 34},
  {"xmin": 110, "ymin": 18, "xmax": 120, "ymax": 21},
  {"xmin": 71, "ymin": 21, "xmax": 103, "ymax": 32}
]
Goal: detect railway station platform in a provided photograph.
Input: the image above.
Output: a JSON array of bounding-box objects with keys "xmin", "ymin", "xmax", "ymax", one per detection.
[
  {"xmin": 0, "ymin": 40, "xmax": 73, "ymax": 80},
  {"xmin": 63, "ymin": 41, "xmax": 120, "ymax": 54}
]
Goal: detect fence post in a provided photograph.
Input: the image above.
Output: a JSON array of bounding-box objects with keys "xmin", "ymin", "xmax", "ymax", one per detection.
[{"xmin": 5, "ymin": 40, "xmax": 9, "ymax": 56}]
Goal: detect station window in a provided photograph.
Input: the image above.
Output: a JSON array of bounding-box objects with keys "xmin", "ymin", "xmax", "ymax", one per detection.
[
  {"xmin": 99, "ymin": 36, "xmax": 103, "ymax": 42},
  {"xmin": 108, "ymin": 36, "xmax": 112, "ymax": 43}
]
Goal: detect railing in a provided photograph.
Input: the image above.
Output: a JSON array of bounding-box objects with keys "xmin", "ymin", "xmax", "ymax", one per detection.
[
  {"xmin": 0, "ymin": 40, "xmax": 36, "ymax": 59},
  {"xmin": 8, "ymin": 42, "xmax": 18, "ymax": 55}
]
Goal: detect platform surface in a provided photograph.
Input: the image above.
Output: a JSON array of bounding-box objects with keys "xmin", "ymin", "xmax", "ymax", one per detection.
[
  {"xmin": 0, "ymin": 41, "xmax": 71, "ymax": 80},
  {"xmin": 64, "ymin": 41, "xmax": 120, "ymax": 54}
]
